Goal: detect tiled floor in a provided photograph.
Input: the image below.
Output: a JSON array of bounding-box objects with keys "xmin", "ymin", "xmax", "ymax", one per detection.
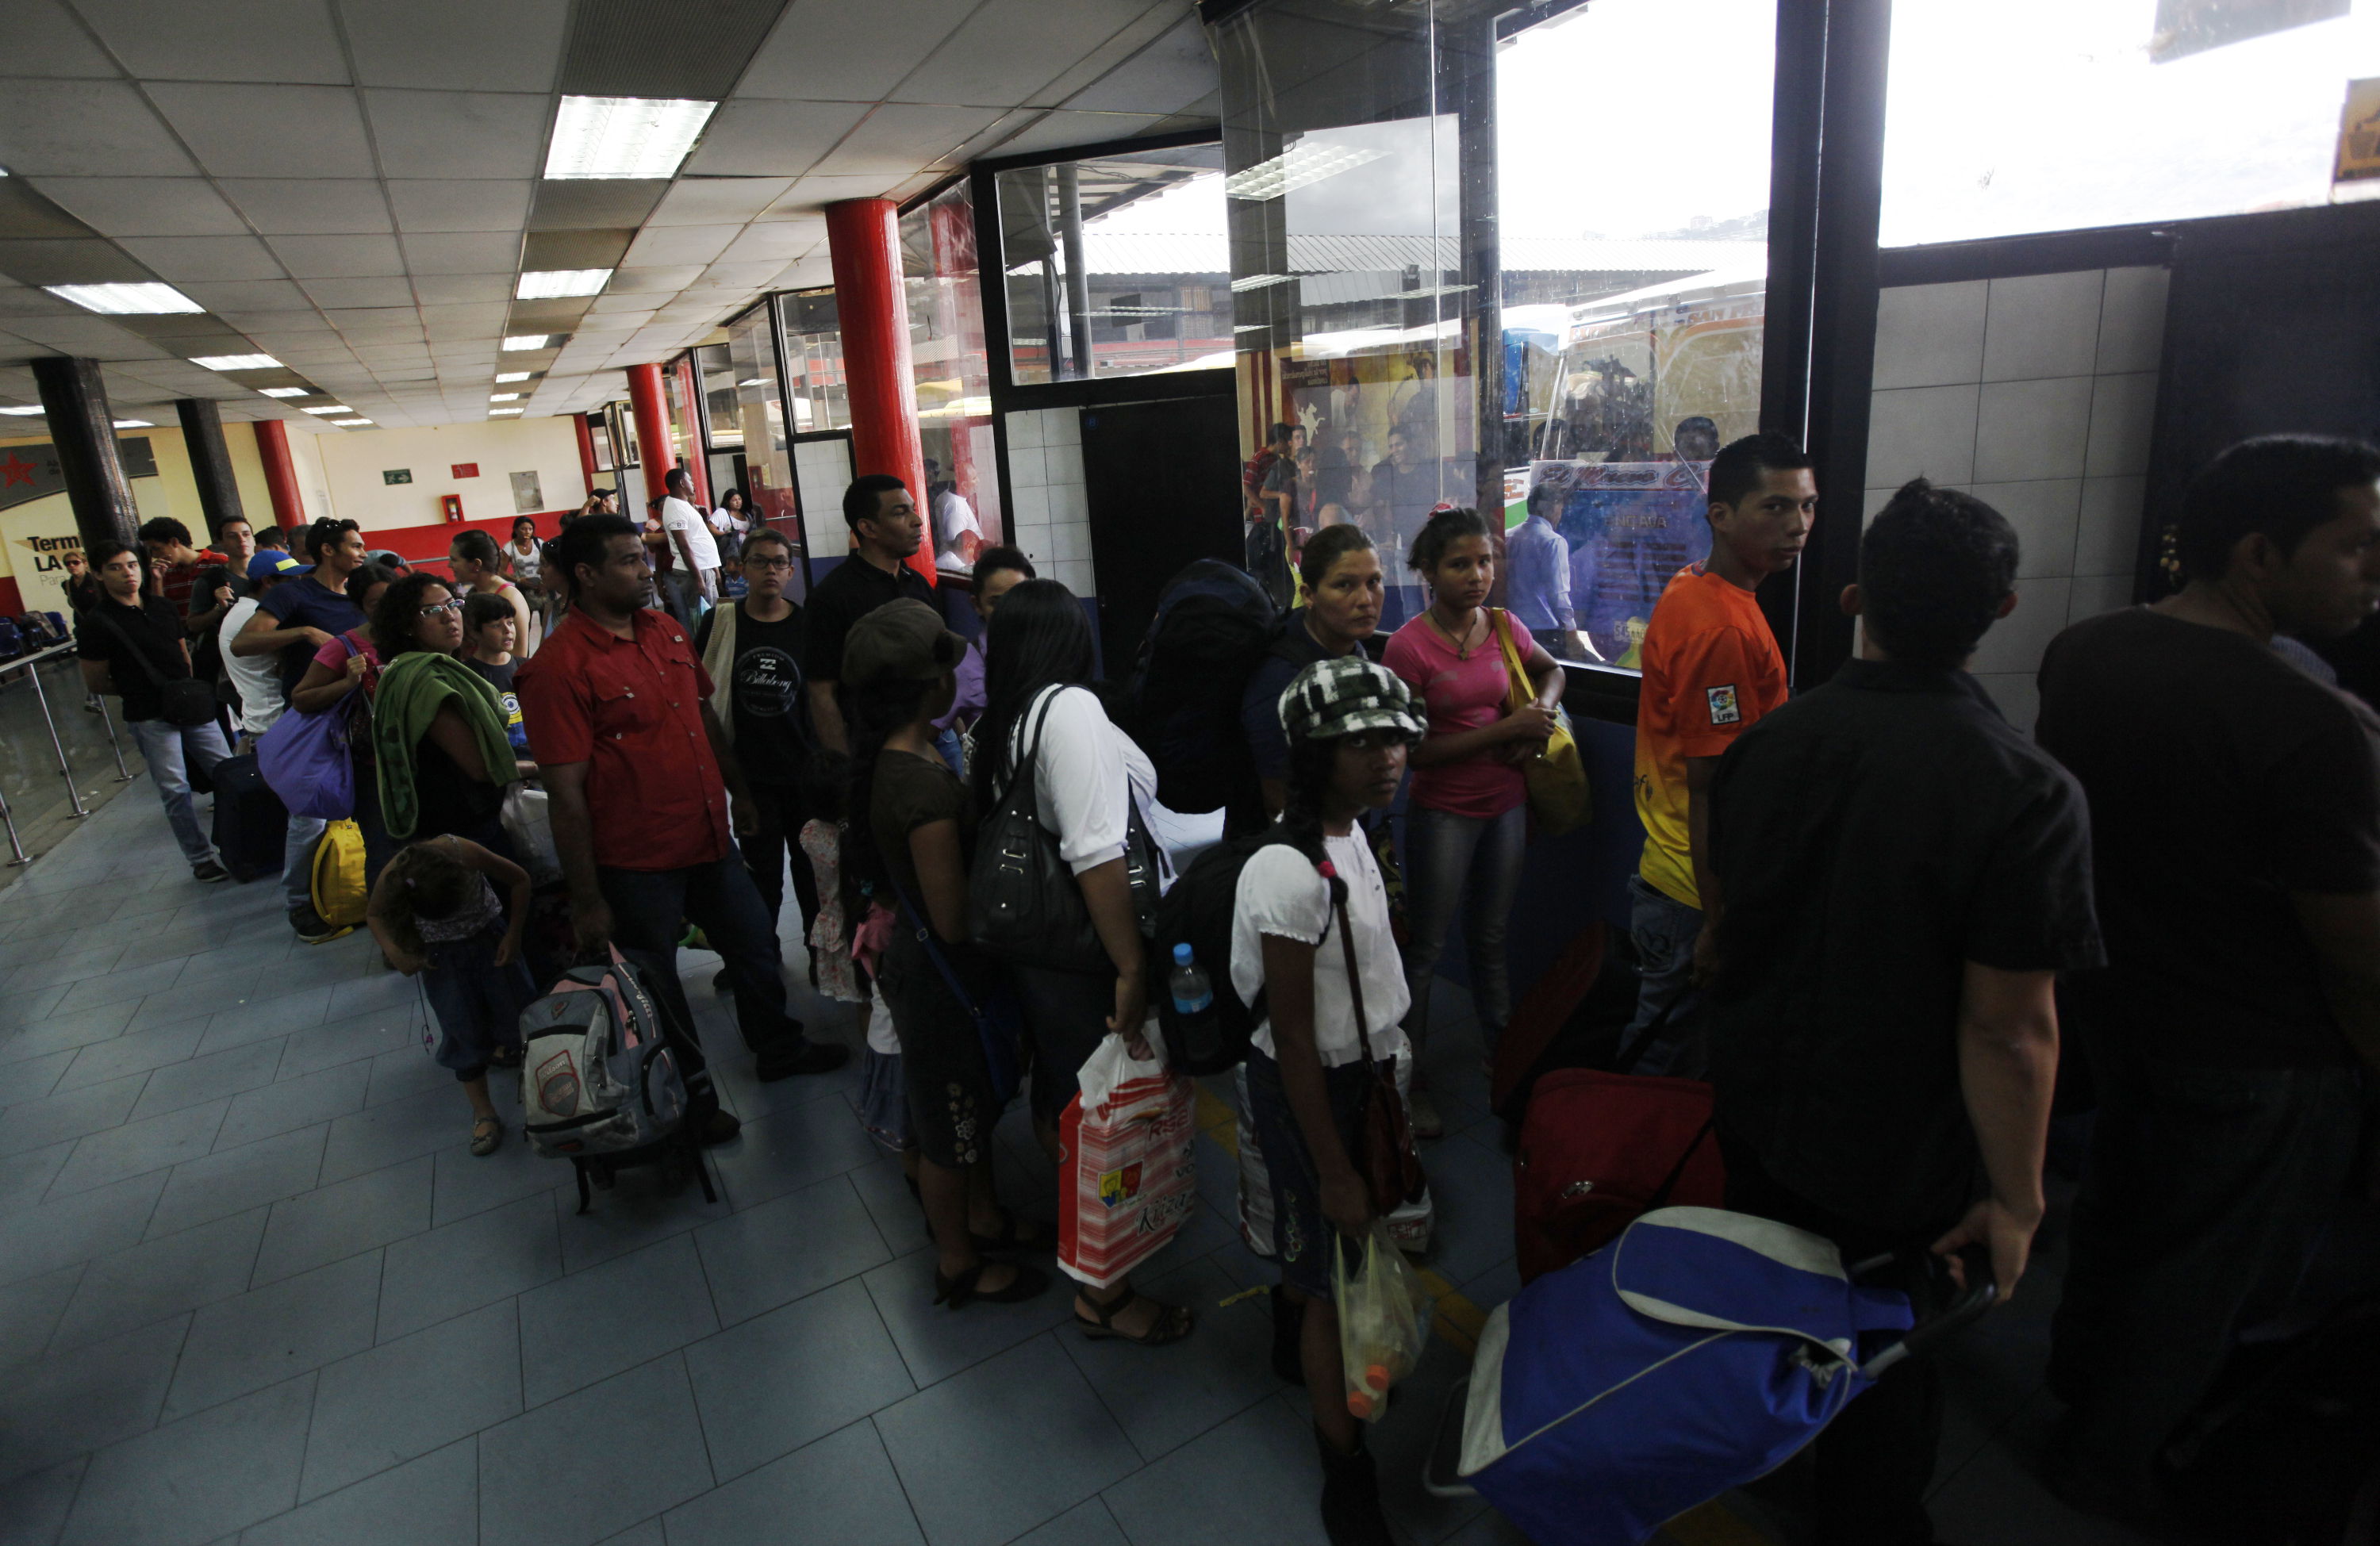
[{"xmin": 0, "ymin": 777, "xmax": 2182, "ymax": 1546}]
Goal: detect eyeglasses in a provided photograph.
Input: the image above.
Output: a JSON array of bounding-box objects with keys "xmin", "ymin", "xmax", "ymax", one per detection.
[
  {"xmin": 417, "ymin": 599, "xmax": 464, "ymax": 619},
  {"xmin": 743, "ymin": 557, "xmax": 793, "ymax": 572}
]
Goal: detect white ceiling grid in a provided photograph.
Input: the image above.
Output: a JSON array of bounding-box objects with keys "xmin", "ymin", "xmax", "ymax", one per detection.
[{"xmin": 0, "ymin": 0, "xmax": 1219, "ymax": 433}]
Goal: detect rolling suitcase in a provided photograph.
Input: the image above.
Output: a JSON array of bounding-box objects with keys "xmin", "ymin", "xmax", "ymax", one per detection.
[{"xmin": 208, "ymin": 753, "xmax": 288, "ymax": 882}]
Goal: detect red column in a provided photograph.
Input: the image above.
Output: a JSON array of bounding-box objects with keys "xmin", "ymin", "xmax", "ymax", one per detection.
[
  {"xmin": 572, "ymin": 412, "xmax": 597, "ymax": 498},
  {"xmin": 252, "ymin": 418, "xmax": 305, "ymax": 529},
  {"xmin": 625, "ymin": 363, "xmax": 673, "ymax": 508},
  {"xmin": 826, "ymin": 198, "xmax": 934, "ymax": 585}
]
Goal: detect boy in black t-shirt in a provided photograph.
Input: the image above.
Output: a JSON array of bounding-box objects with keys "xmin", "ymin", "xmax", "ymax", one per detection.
[
  {"xmin": 461, "ymin": 591, "xmax": 531, "ymax": 763},
  {"xmin": 76, "ymin": 540, "xmax": 232, "ymax": 882}
]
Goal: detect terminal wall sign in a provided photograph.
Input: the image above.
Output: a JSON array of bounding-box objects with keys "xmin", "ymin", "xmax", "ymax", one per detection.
[{"xmin": 0, "ymin": 437, "xmax": 161, "ymax": 512}]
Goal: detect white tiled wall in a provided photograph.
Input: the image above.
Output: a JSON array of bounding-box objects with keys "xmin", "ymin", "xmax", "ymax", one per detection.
[
  {"xmin": 1865, "ymin": 265, "xmax": 2168, "ymax": 731},
  {"xmin": 1004, "ymin": 407, "xmax": 1096, "ymax": 597}
]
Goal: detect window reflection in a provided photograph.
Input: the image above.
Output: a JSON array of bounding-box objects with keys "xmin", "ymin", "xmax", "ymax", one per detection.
[
  {"xmin": 724, "ymin": 301, "xmax": 805, "ymax": 600},
  {"xmin": 902, "ymin": 182, "xmax": 1005, "ymax": 573},
  {"xmin": 695, "ymin": 342, "xmax": 740, "ymax": 451}
]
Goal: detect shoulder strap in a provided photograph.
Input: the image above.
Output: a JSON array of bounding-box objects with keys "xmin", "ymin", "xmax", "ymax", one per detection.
[
  {"xmin": 1333, "ymin": 883, "xmax": 1380, "ymax": 1079},
  {"xmin": 86, "ymin": 606, "xmax": 175, "ymax": 689},
  {"xmin": 1493, "ymin": 608, "xmax": 1532, "ymax": 712},
  {"xmin": 879, "ymin": 866, "xmax": 985, "ymax": 1014},
  {"xmin": 996, "ymin": 684, "xmax": 1063, "ymax": 811}
]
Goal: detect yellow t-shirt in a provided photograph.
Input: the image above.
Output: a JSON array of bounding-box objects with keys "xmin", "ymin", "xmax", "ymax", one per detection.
[{"xmin": 1632, "ymin": 565, "xmax": 1789, "ymax": 908}]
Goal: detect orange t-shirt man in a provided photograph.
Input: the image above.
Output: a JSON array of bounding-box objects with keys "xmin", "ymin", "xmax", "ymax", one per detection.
[{"xmin": 1633, "ymin": 562, "xmax": 1789, "ymax": 907}]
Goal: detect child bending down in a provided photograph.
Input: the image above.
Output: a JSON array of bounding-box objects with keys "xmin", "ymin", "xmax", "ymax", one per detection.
[{"xmin": 367, "ymin": 834, "xmax": 539, "ymax": 1156}]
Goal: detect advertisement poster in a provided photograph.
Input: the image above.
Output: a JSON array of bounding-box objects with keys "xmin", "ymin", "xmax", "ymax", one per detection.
[
  {"xmin": 2, "ymin": 499, "xmax": 86, "ymax": 609},
  {"xmin": 1530, "ymin": 459, "xmax": 1711, "ymax": 667}
]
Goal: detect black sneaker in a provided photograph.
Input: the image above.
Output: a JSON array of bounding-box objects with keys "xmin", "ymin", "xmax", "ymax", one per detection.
[
  {"xmin": 712, "ymin": 968, "xmax": 732, "ymax": 994},
  {"xmin": 1315, "ymin": 1427, "xmax": 1394, "ymax": 1546},
  {"xmin": 698, "ymin": 1109, "xmax": 743, "ymax": 1145},
  {"xmin": 191, "ymin": 861, "xmax": 229, "ymax": 883},
  {"xmin": 290, "ymin": 905, "xmax": 349, "ymax": 945},
  {"xmin": 754, "ymin": 1040, "xmax": 851, "ymax": 1081}
]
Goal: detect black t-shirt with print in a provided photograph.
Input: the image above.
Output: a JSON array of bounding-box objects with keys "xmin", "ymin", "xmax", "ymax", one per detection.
[{"xmin": 697, "ymin": 602, "xmax": 808, "ymax": 785}]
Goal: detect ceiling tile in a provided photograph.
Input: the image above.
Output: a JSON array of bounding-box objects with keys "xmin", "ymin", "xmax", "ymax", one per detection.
[
  {"xmin": 363, "ymin": 90, "xmax": 548, "ymax": 180},
  {"xmin": 401, "ymin": 231, "xmax": 520, "ymax": 274},
  {"xmin": 34, "ymin": 178, "xmax": 251, "ymax": 237},
  {"xmin": 410, "ymin": 272, "xmax": 511, "ymax": 305},
  {"xmin": 301, "ymin": 275, "xmax": 416, "ymax": 308},
  {"xmin": 1061, "ymin": 12, "xmax": 1216, "ymax": 115},
  {"xmin": 118, "ymin": 235, "xmax": 287, "ymax": 282},
  {"xmin": 765, "ymin": 174, "xmax": 907, "ymax": 215},
  {"xmin": 982, "ymin": 109, "xmax": 1165, "ymax": 160},
  {"xmin": 644, "ymin": 178, "xmax": 796, "ymax": 228},
  {"xmin": 773, "ymin": 254, "xmax": 835, "ymax": 290},
  {"xmin": 220, "ymin": 178, "xmax": 393, "ymax": 235},
  {"xmin": 586, "ymin": 290, "xmax": 662, "ymax": 313},
  {"xmin": 75, "ymin": 0, "xmax": 349, "ymax": 83},
  {"xmin": 338, "ymin": 0, "xmax": 566, "ymax": 92},
  {"xmin": 387, "ymin": 180, "xmax": 532, "ymax": 233},
  {"xmin": 0, "ymin": 236, "xmax": 148, "ymax": 284},
  {"xmin": 527, "ymin": 179, "xmax": 667, "ymax": 232},
  {"xmin": 734, "ymin": 0, "xmax": 978, "ymax": 100},
  {"xmin": 716, "ymin": 224, "xmax": 816, "ymax": 264},
  {"xmin": 681, "ymin": 100, "xmax": 870, "ymax": 178},
  {"xmin": 813, "ymin": 102, "xmax": 1007, "ymax": 175},
  {"xmin": 148, "ymin": 83, "xmax": 376, "ymax": 178},
  {"xmin": 0, "ymin": 286, "xmax": 79, "ymax": 319},
  {"xmin": 420, "ymin": 301, "xmax": 509, "ymax": 329},
  {"xmin": 269, "ymin": 233, "xmax": 407, "ymax": 277},
  {"xmin": 620, "ymin": 225, "xmax": 740, "ymax": 268},
  {"xmin": 0, "ymin": 81, "xmax": 198, "ymax": 177},
  {"xmin": 0, "ymin": 0, "xmax": 122, "ymax": 77},
  {"xmin": 6, "ymin": 316, "xmax": 171, "ymax": 359},
  {"xmin": 894, "ymin": 0, "xmax": 1154, "ymax": 108}
]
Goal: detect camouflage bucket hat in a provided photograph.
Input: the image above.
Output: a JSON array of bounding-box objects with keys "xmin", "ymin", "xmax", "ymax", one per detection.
[{"xmin": 1278, "ymin": 654, "xmax": 1427, "ymax": 744}]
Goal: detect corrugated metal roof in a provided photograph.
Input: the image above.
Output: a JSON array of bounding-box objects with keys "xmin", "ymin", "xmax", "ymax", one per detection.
[{"xmin": 1052, "ymin": 230, "xmax": 1762, "ymax": 277}]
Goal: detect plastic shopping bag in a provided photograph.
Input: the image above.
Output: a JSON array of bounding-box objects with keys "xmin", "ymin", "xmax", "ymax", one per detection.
[
  {"xmin": 1057, "ymin": 1029, "xmax": 1198, "ymax": 1290},
  {"xmin": 501, "ymin": 784, "xmax": 562, "ymax": 887},
  {"xmin": 1336, "ymin": 1221, "xmax": 1434, "ymax": 1423}
]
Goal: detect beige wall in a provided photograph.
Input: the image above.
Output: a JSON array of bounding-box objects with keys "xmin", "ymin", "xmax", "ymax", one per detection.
[{"xmin": 309, "ymin": 418, "xmax": 586, "ymax": 550}]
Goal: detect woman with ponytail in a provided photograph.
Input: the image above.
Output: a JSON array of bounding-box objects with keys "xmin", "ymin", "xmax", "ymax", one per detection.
[
  {"xmin": 840, "ymin": 600, "xmax": 1050, "ymax": 1311},
  {"xmin": 1234, "ymin": 654, "xmax": 1425, "ymax": 1546}
]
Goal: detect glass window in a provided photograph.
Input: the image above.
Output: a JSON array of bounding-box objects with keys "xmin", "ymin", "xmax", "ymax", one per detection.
[
  {"xmin": 1498, "ymin": 0, "xmax": 1772, "ymax": 669},
  {"xmin": 777, "ymin": 289, "xmax": 850, "ymax": 435},
  {"xmin": 994, "ymin": 145, "xmax": 1233, "ymax": 385},
  {"xmin": 724, "ymin": 301, "xmax": 808, "ymax": 600},
  {"xmin": 695, "ymin": 342, "xmax": 739, "ymax": 451},
  {"xmin": 585, "ymin": 413, "xmax": 615, "ymax": 472},
  {"xmin": 1881, "ymin": 0, "xmax": 2380, "ymax": 247},
  {"xmin": 901, "ymin": 181, "xmax": 1005, "ymax": 574}
]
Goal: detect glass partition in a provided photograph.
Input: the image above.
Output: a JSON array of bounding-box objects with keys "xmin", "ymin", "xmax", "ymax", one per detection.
[
  {"xmin": 777, "ymin": 289, "xmax": 851, "ymax": 436},
  {"xmin": 994, "ymin": 145, "xmax": 1234, "ymax": 385},
  {"xmin": 694, "ymin": 341, "xmax": 740, "ymax": 451},
  {"xmin": 724, "ymin": 299, "xmax": 807, "ymax": 600},
  {"xmin": 901, "ymin": 181, "xmax": 1005, "ymax": 574}
]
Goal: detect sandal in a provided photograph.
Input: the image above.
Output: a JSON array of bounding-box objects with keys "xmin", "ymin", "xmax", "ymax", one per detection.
[
  {"xmin": 470, "ymin": 1116, "xmax": 504, "ymax": 1157},
  {"xmin": 1075, "ymin": 1286, "xmax": 1194, "ymax": 1346},
  {"xmin": 934, "ymin": 1258, "xmax": 1051, "ymax": 1310},
  {"xmin": 969, "ymin": 1207, "xmax": 1054, "ymax": 1255},
  {"xmin": 489, "ymin": 1044, "xmax": 524, "ymax": 1071}
]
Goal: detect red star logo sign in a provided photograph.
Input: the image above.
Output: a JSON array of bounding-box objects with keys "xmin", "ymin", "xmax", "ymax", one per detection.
[{"xmin": 0, "ymin": 453, "xmax": 34, "ymax": 487}]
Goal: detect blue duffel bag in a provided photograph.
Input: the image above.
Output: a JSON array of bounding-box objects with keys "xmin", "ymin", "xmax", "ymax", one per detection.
[{"xmin": 1437, "ymin": 1206, "xmax": 1994, "ymax": 1546}]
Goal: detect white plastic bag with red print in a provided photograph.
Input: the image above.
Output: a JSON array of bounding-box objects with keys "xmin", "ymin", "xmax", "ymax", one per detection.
[{"xmin": 1057, "ymin": 1028, "xmax": 1197, "ymax": 1289}]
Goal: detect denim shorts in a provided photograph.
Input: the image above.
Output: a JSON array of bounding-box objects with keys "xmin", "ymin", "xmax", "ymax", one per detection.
[{"xmin": 1242, "ymin": 1048, "xmax": 1372, "ymax": 1298}]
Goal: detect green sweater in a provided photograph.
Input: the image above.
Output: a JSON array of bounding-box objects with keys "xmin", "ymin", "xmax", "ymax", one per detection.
[{"xmin": 370, "ymin": 650, "xmax": 519, "ymax": 840}]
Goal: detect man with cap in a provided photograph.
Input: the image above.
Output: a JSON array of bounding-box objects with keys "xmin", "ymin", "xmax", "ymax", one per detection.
[
  {"xmin": 520, "ymin": 513, "xmax": 850, "ymax": 1103},
  {"xmin": 221, "ymin": 550, "xmax": 305, "ymax": 749}
]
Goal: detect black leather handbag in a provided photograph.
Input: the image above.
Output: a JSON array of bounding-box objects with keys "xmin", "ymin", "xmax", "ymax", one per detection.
[{"xmin": 969, "ymin": 686, "xmax": 1157, "ymax": 975}]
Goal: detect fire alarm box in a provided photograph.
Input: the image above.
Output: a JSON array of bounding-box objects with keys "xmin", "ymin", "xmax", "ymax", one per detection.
[{"xmin": 441, "ymin": 494, "xmax": 464, "ymax": 522}]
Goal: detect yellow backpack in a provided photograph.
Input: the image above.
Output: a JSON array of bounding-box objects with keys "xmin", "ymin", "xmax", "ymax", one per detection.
[{"xmin": 310, "ymin": 819, "xmax": 368, "ymax": 933}]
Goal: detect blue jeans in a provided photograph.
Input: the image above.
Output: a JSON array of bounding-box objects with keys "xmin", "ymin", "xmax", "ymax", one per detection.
[
  {"xmin": 127, "ymin": 716, "xmax": 231, "ymax": 867},
  {"xmin": 1620, "ymin": 873, "xmax": 1706, "ymax": 1078},
  {"xmin": 598, "ymin": 846, "xmax": 810, "ymax": 1070},
  {"xmin": 1400, "ymin": 803, "xmax": 1526, "ymax": 1059},
  {"xmin": 282, "ymin": 815, "xmax": 326, "ymax": 913}
]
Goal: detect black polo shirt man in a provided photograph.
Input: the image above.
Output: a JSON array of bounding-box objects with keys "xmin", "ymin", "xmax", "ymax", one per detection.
[
  {"xmin": 1706, "ymin": 481, "xmax": 2100, "ymax": 1546},
  {"xmin": 803, "ymin": 472, "xmax": 932, "ymax": 754}
]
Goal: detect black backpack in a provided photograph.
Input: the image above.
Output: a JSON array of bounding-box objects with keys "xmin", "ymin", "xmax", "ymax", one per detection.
[
  {"xmin": 1119, "ymin": 559, "xmax": 1280, "ymax": 815},
  {"xmin": 1149, "ymin": 830, "xmax": 1338, "ymax": 1076}
]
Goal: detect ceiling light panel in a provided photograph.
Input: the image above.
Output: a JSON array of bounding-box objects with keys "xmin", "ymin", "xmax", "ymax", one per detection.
[
  {"xmin": 188, "ymin": 353, "xmax": 281, "ymax": 371},
  {"xmin": 501, "ymin": 335, "xmax": 558, "ymax": 351},
  {"xmin": 331, "ymin": 418, "xmax": 371, "ymax": 426},
  {"xmin": 489, "ymin": 407, "xmax": 522, "ymax": 416},
  {"xmin": 113, "ymin": 419, "xmax": 152, "ymax": 428},
  {"xmin": 47, "ymin": 282, "xmax": 205, "ymax": 315},
  {"xmin": 0, "ymin": 405, "xmax": 43, "ymax": 416},
  {"xmin": 544, "ymin": 97, "xmax": 717, "ymax": 181},
  {"xmin": 301, "ymin": 405, "xmax": 352, "ymax": 414},
  {"xmin": 515, "ymin": 268, "xmax": 612, "ymax": 300},
  {"xmin": 495, "ymin": 371, "xmax": 532, "ymax": 382},
  {"xmin": 490, "ymin": 393, "xmax": 520, "ymax": 401}
]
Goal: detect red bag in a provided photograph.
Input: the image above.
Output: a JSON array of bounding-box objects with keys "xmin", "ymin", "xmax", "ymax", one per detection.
[{"xmin": 1512, "ymin": 1067, "xmax": 1726, "ymax": 1283}]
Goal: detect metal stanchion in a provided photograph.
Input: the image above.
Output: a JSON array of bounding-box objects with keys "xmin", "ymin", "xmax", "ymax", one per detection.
[
  {"xmin": 95, "ymin": 690, "xmax": 132, "ymax": 781},
  {"xmin": 0, "ymin": 773, "xmax": 29, "ymax": 865},
  {"xmin": 17, "ymin": 644, "xmax": 89, "ymax": 819}
]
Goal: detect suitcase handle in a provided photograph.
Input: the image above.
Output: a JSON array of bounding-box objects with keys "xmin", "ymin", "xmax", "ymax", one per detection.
[{"xmin": 1856, "ymin": 1244, "xmax": 1996, "ymax": 1378}]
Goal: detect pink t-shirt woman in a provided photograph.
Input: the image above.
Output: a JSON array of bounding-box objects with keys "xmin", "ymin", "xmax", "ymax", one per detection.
[{"xmin": 1382, "ymin": 612, "xmax": 1526, "ymax": 820}]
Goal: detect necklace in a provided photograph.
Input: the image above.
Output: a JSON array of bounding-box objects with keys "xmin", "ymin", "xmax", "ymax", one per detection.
[{"xmin": 1424, "ymin": 605, "xmax": 1484, "ymax": 659}]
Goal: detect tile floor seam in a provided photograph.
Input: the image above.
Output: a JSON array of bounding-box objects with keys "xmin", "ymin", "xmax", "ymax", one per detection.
[{"xmin": 866, "ymin": 1410, "xmax": 943, "ymax": 1546}]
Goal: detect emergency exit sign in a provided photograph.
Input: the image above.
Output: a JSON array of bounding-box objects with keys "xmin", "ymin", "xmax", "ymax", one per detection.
[{"xmin": 451, "ymin": 462, "xmax": 479, "ymax": 478}]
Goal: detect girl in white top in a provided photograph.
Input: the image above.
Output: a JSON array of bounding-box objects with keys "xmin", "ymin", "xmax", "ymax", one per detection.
[
  {"xmin": 974, "ymin": 577, "xmax": 1190, "ymax": 1348},
  {"xmin": 1231, "ymin": 654, "xmax": 1424, "ymax": 1545}
]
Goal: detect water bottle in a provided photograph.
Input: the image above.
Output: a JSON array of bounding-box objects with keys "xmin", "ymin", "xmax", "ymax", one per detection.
[{"xmin": 1169, "ymin": 942, "xmax": 1220, "ymax": 1065}]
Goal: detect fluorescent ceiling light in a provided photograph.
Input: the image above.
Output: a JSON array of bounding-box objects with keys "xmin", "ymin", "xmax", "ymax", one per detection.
[
  {"xmin": 113, "ymin": 419, "xmax": 151, "ymax": 428},
  {"xmin": 490, "ymin": 393, "xmax": 520, "ymax": 402},
  {"xmin": 516, "ymin": 268, "xmax": 612, "ymax": 300},
  {"xmin": 0, "ymin": 405, "xmax": 42, "ymax": 416},
  {"xmin": 331, "ymin": 418, "xmax": 372, "ymax": 427},
  {"xmin": 544, "ymin": 96, "xmax": 716, "ymax": 181},
  {"xmin": 495, "ymin": 371, "xmax": 532, "ymax": 383},
  {"xmin": 1223, "ymin": 141, "xmax": 1389, "ymax": 201},
  {"xmin": 739, "ymin": 378, "xmax": 765, "ymax": 386},
  {"xmin": 47, "ymin": 282, "xmax": 204, "ymax": 316},
  {"xmin": 489, "ymin": 408, "xmax": 523, "ymax": 416},
  {"xmin": 501, "ymin": 335, "xmax": 557, "ymax": 351},
  {"xmin": 257, "ymin": 386, "xmax": 309, "ymax": 398},
  {"xmin": 188, "ymin": 353, "xmax": 280, "ymax": 371},
  {"xmin": 300, "ymin": 405, "xmax": 351, "ymax": 415}
]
